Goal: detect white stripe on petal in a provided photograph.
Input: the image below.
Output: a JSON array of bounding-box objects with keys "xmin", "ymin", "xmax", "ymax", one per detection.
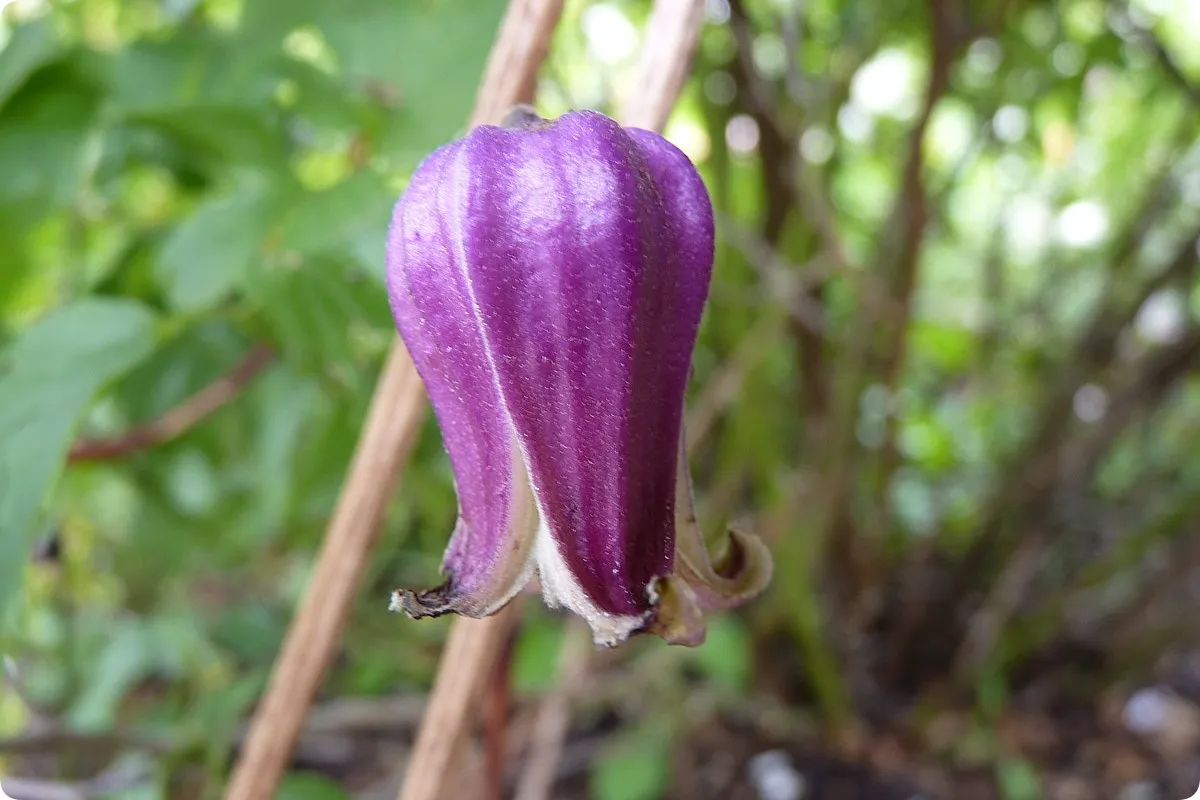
[{"xmin": 534, "ymin": 516, "xmax": 649, "ymax": 647}]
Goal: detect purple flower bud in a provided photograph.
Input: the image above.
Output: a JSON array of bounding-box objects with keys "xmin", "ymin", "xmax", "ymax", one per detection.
[{"xmin": 385, "ymin": 108, "xmax": 771, "ymax": 646}]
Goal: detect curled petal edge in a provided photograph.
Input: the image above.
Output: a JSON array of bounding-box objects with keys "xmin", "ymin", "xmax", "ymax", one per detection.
[
  {"xmin": 392, "ymin": 425, "xmax": 775, "ymax": 649},
  {"xmin": 389, "ymin": 439, "xmax": 541, "ymax": 621},
  {"xmin": 645, "ymin": 428, "xmax": 775, "ymax": 646}
]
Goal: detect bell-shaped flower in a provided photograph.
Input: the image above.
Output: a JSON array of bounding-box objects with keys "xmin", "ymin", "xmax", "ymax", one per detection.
[{"xmin": 385, "ymin": 107, "xmax": 771, "ymax": 646}]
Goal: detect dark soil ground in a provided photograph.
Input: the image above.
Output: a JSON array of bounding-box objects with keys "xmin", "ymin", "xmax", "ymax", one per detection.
[{"xmin": 324, "ymin": 666, "xmax": 1200, "ymax": 799}]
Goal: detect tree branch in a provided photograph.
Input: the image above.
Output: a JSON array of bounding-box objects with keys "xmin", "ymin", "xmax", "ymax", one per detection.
[
  {"xmin": 998, "ymin": 489, "xmax": 1196, "ymax": 669},
  {"xmin": 727, "ymin": 0, "xmax": 835, "ymax": 425},
  {"xmin": 963, "ymin": 222, "xmax": 1200, "ymax": 578},
  {"xmin": 952, "ymin": 323, "xmax": 1200, "ymax": 678},
  {"xmin": 483, "ymin": 630, "xmax": 516, "ymax": 800},
  {"xmin": 713, "ymin": 211, "xmax": 832, "ymax": 334},
  {"xmin": 67, "ymin": 345, "xmax": 275, "ymax": 463},
  {"xmin": 870, "ymin": 0, "xmax": 966, "ymax": 521},
  {"xmin": 887, "ymin": 84, "xmax": 1196, "ymax": 687}
]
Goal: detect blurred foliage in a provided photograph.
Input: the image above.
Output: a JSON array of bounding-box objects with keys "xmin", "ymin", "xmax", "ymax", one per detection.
[{"xmin": 0, "ymin": 0, "xmax": 1198, "ymax": 797}]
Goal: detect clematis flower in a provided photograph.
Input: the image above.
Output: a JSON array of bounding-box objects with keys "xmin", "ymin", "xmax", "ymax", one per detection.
[{"xmin": 385, "ymin": 106, "xmax": 771, "ymax": 647}]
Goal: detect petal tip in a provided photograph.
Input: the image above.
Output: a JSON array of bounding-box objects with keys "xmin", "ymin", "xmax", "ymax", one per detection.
[
  {"xmin": 389, "ymin": 584, "xmax": 464, "ymax": 619},
  {"xmin": 644, "ymin": 576, "xmax": 707, "ymax": 647},
  {"xmin": 715, "ymin": 528, "xmax": 775, "ymax": 594},
  {"xmin": 588, "ymin": 611, "xmax": 655, "ymax": 648},
  {"xmin": 389, "ymin": 581, "xmax": 503, "ymax": 620},
  {"xmin": 499, "ymin": 104, "xmax": 549, "ymax": 130}
]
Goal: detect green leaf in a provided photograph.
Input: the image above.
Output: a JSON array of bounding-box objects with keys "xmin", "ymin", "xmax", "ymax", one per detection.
[
  {"xmin": 911, "ymin": 322, "xmax": 976, "ymax": 373},
  {"xmin": 976, "ymin": 659, "xmax": 1008, "ymax": 721},
  {"xmin": 278, "ymin": 59, "xmax": 367, "ymax": 131},
  {"xmin": 512, "ymin": 617, "xmax": 566, "ymax": 694},
  {"xmin": 275, "ymin": 773, "xmax": 350, "ymax": 800},
  {"xmin": 0, "ymin": 17, "xmax": 61, "ymax": 109},
  {"xmin": 68, "ymin": 618, "xmax": 149, "ymax": 730},
  {"xmin": 591, "ymin": 721, "xmax": 673, "ymax": 800},
  {"xmin": 997, "ymin": 758, "xmax": 1041, "ymax": 800},
  {"xmin": 246, "ymin": 261, "xmax": 391, "ymax": 372},
  {"xmin": 156, "ymin": 175, "xmax": 281, "ymax": 310},
  {"xmin": 252, "ymin": 368, "xmax": 318, "ymax": 532},
  {"xmin": 689, "ymin": 614, "xmax": 752, "ymax": 691},
  {"xmin": 248, "ymin": 0, "xmax": 504, "ymax": 164},
  {"xmin": 99, "ymin": 31, "xmax": 293, "ymax": 166},
  {"xmin": 188, "ymin": 672, "xmax": 267, "ymax": 736},
  {"xmin": 0, "ymin": 62, "xmax": 100, "ymax": 214},
  {"xmin": 238, "ymin": 0, "xmax": 329, "ymax": 46},
  {"xmin": 164, "ymin": 448, "xmax": 220, "ymax": 516},
  {"xmin": 342, "ymin": 2, "xmax": 503, "ymax": 164},
  {"xmin": 212, "ymin": 603, "xmax": 286, "ymax": 663},
  {"xmin": 127, "ymin": 105, "xmax": 286, "ymax": 167},
  {"xmin": 0, "ymin": 53, "xmax": 102, "ymax": 302},
  {"xmin": 276, "ymin": 171, "xmax": 393, "ymax": 268},
  {"xmin": 897, "ymin": 415, "xmax": 956, "ymax": 473},
  {"xmin": 106, "ymin": 34, "xmax": 283, "ymax": 114},
  {"xmin": 0, "ymin": 298, "xmax": 157, "ymax": 626}
]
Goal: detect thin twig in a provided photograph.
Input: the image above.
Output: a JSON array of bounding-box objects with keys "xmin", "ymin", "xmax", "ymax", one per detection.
[
  {"xmin": 726, "ymin": 0, "xmax": 852, "ymax": 276},
  {"xmin": 724, "ymin": 0, "xmax": 830, "ymax": 428},
  {"xmin": 399, "ymin": 604, "xmax": 525, "ymax": 800},
  {"xmin": 0, "ymin": 695, "xmax": 428, "ymax": 761},
  {"xmin": 484, "ymin": 630, "xmax": 517, "ymax": 800},
  {"xmin": 685, "ymin": 311, "xmax": 786, "ymax": 451},
  {"xmin": 1000, "ymin": 490, "xmax": 1195, "ymax": 668},
  {"xmin": 222, "ymin": 3, "xmax": 567, "ymax": 799},
  {"xmin": 779, "ymin": 3, "xmax": 807, "ymax": 107},
  {"xmin": 513, "ymin": 623, "xmax": 593, "ymax": 800},
  {"xmin": 399, "ymin": 3, "xmax": 710, "ymax": 799},
  {"xmin": 713, "ymin": 211, "xmax": 832, "ymax": 334},
  {"xmin": 0, "ymin": 729, "xmax": 169, "ymax": 757},
  {"xmin": 3, "ymin": 658, "xmax": 49, "ymax": 722},
  {"xmin": 302, "ymin": 694, "xmax": 427, "ymax": 735},
  {"xmin": 870, "ymin": 0, "xmax": 963, "ymax": 522},
  {"xmin": 68, "ymin": 345, "xmax": 274, "ymax": 462},
  {"xmin": 388, "ymin": 7, "xmax": 576, "ymax": 800},
  {"xmin": 953, "ymin": 324, "xmax": 1200, "ymax": 678},
  {"xmin": 619, "ymin": 0, "xmax": 706, "ymax": 135},
  {"xmin": 955, "ymin": 222, "xmax": 1200, "ymax": 586}
]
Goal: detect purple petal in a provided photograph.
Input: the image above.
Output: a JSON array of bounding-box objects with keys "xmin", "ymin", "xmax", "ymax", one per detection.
[
  {"xmin": 385, "ymin": 107, "xmax": 771, "ymax": 647},
  {"xmin": 385, "ymin": 142, "xmax": 538, "ymax": 618},
  {"xmin": 449, "ymin": 111, "xmax": 715, "ymax": 633}
]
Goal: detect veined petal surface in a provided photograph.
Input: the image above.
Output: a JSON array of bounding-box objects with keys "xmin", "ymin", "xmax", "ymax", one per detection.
[
  {"xmin": 442, "ymin": 111, "xmax": 714, "ymax": 641},
  {"xmin": 386, "ymin": 142, "xmax": 538, "ymax": 619}
]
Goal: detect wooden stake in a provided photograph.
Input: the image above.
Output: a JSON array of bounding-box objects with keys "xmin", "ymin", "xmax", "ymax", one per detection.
[{"xmin": 224, "ymin": 1, "xmax": 565, "ymax": 796}]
